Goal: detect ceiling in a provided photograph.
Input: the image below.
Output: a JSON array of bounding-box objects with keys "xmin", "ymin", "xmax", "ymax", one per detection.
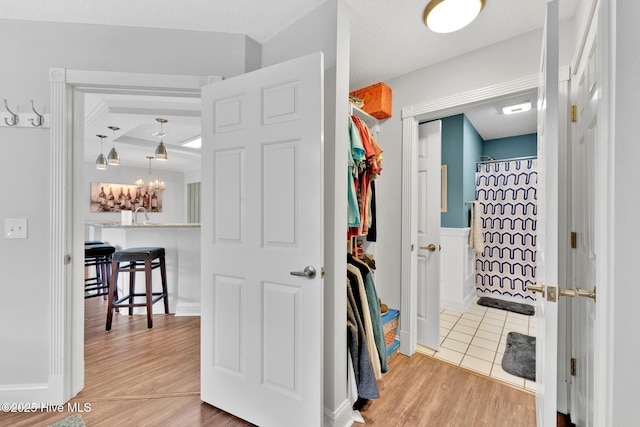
[{"xmin": 2, "ymin": 0, "xmax": 578, "ymax": 170}]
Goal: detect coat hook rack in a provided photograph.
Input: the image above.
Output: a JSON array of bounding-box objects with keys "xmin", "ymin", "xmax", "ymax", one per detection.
[
  {"xmin": 29, "ymin": 100, "xmax": 44, "ymax": 127},
  {"xmin": 3, "ymin": 99, "xmax": 19, "ymax": 126},
  {"xmin": 0, "ymin": 99, "xmax": 50, "ymax": 129}
]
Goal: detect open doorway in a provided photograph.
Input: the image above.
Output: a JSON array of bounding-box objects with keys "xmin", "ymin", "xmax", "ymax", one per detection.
[
  {"xmin": 47, "ymin": 69, "xmax": 215, "ymax": 403},
  {"xmin": 399, "ymin": 77, "xmax": 542, "ymax": 387}
]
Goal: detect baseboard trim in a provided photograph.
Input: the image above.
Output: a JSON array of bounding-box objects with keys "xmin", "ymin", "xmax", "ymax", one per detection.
[{"xmin": 323, "ymin": 398, "xmax": 354, "ymax": 427}]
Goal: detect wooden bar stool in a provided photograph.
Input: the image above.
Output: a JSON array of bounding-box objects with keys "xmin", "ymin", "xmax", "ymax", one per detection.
[
  {"xmin": 106, "ymin": 247, "xmax": 169, "ymax": 331},
  {"xmin": 84, "ymin": 243, "xmax": 116, "ymax": 299}
]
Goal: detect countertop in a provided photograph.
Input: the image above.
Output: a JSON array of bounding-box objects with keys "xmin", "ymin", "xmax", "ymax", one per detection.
[{"xmin": 86, "ymin": 222, "xmax": 200, "ymax": 229}]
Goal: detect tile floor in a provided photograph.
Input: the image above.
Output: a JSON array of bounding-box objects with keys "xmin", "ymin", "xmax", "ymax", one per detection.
[{"xmin": 416, "ymin": 297, "xmax": 536, "ymax": 392}]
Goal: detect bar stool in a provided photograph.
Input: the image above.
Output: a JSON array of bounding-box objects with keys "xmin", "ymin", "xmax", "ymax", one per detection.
[
  {"xmin": 106, "ymin": 247, "xmax": 169, "ymax": 330},
  {"xmin": 84, "ymin": 243, "xmax": 116, "ymax": 299}
]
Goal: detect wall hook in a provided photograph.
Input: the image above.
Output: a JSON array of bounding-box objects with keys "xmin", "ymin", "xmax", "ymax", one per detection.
[
  {"xmin": 29, "ymin": 100, "xmax": 44, "ymax": 127},
  {"xmin": 3, "ymin": 99, "xmax": 19, "ymax": 126}
]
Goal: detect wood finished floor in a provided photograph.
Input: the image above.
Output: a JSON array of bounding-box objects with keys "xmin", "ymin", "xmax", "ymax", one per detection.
[{"xmin": 1, "ymin": 298, "xmax": 535, "ymax": 426}]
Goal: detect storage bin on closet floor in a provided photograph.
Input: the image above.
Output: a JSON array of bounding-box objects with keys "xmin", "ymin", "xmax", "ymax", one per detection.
[{"xmin": 382, "ymin": 308, "xmax": 400, "ymax": 362}]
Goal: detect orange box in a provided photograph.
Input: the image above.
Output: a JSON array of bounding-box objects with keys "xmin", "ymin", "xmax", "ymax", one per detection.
[{"xmin": 349, "ymin": 82, "xmax": 392, "ymax": 119}]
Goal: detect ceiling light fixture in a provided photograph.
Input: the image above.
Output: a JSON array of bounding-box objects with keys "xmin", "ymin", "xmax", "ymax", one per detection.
[
  {"xmin": 502, "ymin": 101, "xmax": 532, "ymax": 115},
  {"xmin": 423, "ymin": 0, "xmax": 485, "ymax": 33},
  {"xmin": 135, "ymin": 156, "xmax": 166, "ymax": 192},
  {"xmin": 106, "ymin": 125, "xmax": 120, "ymax": 166},
  {"xmin": 154, "ymin": 118, "xmax": 168, "ymax": 161},
  {"xmin": 95, "ymin": 134, "xmax": 108, "ymax": 170}
]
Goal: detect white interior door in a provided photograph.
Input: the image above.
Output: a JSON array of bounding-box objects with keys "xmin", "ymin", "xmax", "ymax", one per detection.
[
  {"xmin": 534, "ymin": 1, "xmax": 560, "ymax": 425},
  {"xmin": 570, "ymin": 7, "xmax": 600, "ymax": 426},
  {"xmin": 200, "ymin": 52, "xmax": 324, "ymax": 427},
  {"xmin": 415, "ymin": 120, "xmax": 441, "ymax": 350}
]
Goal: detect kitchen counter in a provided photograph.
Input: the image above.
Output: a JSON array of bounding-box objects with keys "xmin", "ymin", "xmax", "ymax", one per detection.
[{"xmin": 86, "ymin": 222, "xmax": 201, "ymax": 316}]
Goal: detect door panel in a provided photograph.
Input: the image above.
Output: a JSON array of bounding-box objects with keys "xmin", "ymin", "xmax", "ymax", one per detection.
[
  {"xmin": 570, "ymin": 9, "xmax": 599, "ymax": 425},
  {"xmin": 416, "ymin": 120, "xmax": 441, "ymax": 350},
  {"xmin": 535, "ymin": 1, "xmax": 559, "ymax": 425},
  {"xmin": 201, "ymin": 52, "xmax": 324, "ymax": 427}
]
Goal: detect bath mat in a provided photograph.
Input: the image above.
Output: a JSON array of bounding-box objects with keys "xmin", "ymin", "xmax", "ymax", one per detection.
[
  {"xmin": 477, "ymin": 297, "xmax": 534, "ymax": 315},
  {"xmin": 501, "ymin": 332, "xmax": 536, "ymax": 381},
  {"xmin": 48, "ymin": 414, "xmax": 86, "ymax": 427}
]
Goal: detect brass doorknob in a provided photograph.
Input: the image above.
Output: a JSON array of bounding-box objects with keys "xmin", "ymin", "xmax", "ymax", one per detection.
[
  {"xmin": 528, "ymin": 284, "xmax": 545, "ymax": 298},
  {"xmin": 420, "ymin": 244, "xmax": 436, "ymax": 252},
  {"xmin": 576, "ymin": 286, "xmax": 596, "ymax": 302}
]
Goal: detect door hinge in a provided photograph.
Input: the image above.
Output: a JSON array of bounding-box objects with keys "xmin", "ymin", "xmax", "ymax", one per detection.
[
  {"xmin": 571, "ymin": 105, "xmax": 577, "ymax": 122},
  {"xmin": 571, "ymin": 231, "xmax": 577, "ymax": 249},
  {"xmin": 411, "ymin": 244, "xmax": 415, "ymax": 252},
  {"xmin": 64, "ymin": 254, "xmax": 72, "ymax": 265},
  {"xmin": 570, "ymin": 358, "xmax": 577, "ymax": 376}
]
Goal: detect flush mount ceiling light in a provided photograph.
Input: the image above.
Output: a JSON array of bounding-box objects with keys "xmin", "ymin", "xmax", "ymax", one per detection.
[
  {"xmin": 95, "ymin": 134, "xmax": 108, "ymax": 170},
  {"xmin": 154, "ymin": 118, "xmax": 168, "ymax": 161},
  {"xmin": 106, "ymin": 125, "xmax": 120, "ymax": 166},
  {"xmin": 502, "ymin": 101, "xmax": 532, "ymax": 115},
  {"xmin": 423, "ymin": 0, "xmax": 485, "ymax": 33}
]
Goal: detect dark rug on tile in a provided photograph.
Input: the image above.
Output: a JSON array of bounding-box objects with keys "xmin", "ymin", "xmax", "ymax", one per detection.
[
  {"xmin": 477, "ymin": 296, "xmax": 534, "ymax": 315},
  {"xmin": 502, "ymin": 332, "xmax": 536, "ymax": 381}
]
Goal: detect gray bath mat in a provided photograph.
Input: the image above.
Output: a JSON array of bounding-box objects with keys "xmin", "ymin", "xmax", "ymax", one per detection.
[
  {"xmin": 477, "ymin": 297, "xmax": 534, "ymax": 315},
  {"xmin": 502, "ymin": 332, "xmax": 536, "ymax": 381}
]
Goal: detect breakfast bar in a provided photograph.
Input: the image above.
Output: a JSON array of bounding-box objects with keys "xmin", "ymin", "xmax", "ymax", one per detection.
[{"xmin": 86, "ymin": 222, "xmax": 201, "ymax": 316}]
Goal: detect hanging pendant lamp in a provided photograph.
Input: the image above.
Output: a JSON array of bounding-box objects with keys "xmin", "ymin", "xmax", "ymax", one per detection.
[
  {"xmin": 107, "ymin": 125, "xmax": 120, "ymax": 166},
  {"xmin": 154, "ymin": 118, "xmax": 168, "ymax": 161},
  {"xmin": 95, "ymin": 134, "xmax": 108, "ymax": 170},
  {"xmin": 423, "ymin": 0, "xmax": 485, "ymax": 33}
]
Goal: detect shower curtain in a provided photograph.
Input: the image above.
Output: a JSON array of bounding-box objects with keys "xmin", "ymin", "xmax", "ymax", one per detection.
[{"xmin": 475, "ymin": 159, "xmax": 537, "ymax": 303}]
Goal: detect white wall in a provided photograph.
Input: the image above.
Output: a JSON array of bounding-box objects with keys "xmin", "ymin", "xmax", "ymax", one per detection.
[
  {"xmin": 0, "ymin": 17, "xmax": 257, "ymax": 398},
  {"xmin": 611, "ymin": 2, "xmax": 640, "ymax": 424}
]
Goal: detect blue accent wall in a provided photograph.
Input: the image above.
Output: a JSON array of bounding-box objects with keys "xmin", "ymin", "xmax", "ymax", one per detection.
[
  {"xmin": 463, "ymin": 115, "xmax": 483, "ymax": 228},
  {"xmin": 484, "ymin": 133, "xmax": 537, "ymax": 159},
  {"xmin": 438, "ymin": 117, "xmax": 537, "ymax": 229},
  {"xmin": 440, "ymin": 115, "xmax": 463, "ymax": 228}
]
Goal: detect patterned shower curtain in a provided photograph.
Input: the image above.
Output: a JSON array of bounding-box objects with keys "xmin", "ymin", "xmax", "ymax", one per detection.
[{"xmin": 475, "ymin": 160, "xmax": 537, "ymax": 302}]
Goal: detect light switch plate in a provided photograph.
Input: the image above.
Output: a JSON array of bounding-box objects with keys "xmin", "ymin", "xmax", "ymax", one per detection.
[{"xmin": 5, "ymin": 218, "xmax": 28, "ymax": 239}]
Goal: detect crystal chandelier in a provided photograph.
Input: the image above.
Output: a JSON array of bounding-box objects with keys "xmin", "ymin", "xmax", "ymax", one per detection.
[{"xmin": 135, "ymin": 156, "xmax": 166, "ymax": 192}]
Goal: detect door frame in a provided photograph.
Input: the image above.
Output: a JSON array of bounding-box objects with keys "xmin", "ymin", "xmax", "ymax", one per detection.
[
  {"xmin": 399, "ymin": 74, "xmax": 539, "ymax": 356},
  {"xmin": 48, "ymin": 69, "xmax": 218, "ymax": 403}
]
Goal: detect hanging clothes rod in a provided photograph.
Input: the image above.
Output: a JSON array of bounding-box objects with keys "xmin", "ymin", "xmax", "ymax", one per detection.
[{"xmin": 476, "ymin": 155, "xmax": 537, "ymax": 164}]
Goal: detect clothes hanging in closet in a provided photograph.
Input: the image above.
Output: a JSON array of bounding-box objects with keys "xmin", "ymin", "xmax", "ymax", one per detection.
[
  {"xmin": 348, "ymin": 115, "xmax": 383, "ymax": 239},
  {"xmin": 347, "ymin": 277, "xmax": 379, "ymax": 400},
  {"xmin": 346, "ymin": 253, "xmax": 389, "ymax": 403},
  {"xmin": 348, "ymin": 254, "xmax": 388, "ymax": 373}
]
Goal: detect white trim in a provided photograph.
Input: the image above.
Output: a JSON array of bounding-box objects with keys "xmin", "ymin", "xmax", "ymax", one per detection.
[
  {"xmin": 401, "ymin": 75, "xmax": 539, "ymax": 121},
  {"xmin": 49, "ymin": 69, "xmax": 214, "ymax": 404},
  {"xmin": 174, "ymin": 303, "xmax": 202, "ymax": 316},
  {"xmin": 596, "ymin": 0, "xmax": 614, "ymax": 424},
  {"xmin": 399, "ymin": 116, "xmax": 417, "ymax": 356},
  {"xmin": 323, "ymin": 399, "xmax": 354, "ymax": 427}
]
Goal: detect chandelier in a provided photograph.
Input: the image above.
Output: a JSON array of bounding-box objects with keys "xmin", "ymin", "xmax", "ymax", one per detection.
[{"xmin": 135, "ymin": 156, "xmax": 166, "ymax": 192}]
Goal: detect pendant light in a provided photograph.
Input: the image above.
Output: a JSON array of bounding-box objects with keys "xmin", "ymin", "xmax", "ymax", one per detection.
[
  {"xmin": 135, "ymin": 156, "xmax": 166, "ymax": 192},
  {"xmin": 95, "ymin": 134, "xmax": 108, "ymax": 170},
  {"xmin": 107, "ymin": 125, "xmax": 120, "ymax": 166},
  {"xmin": 154, "ymin": 118, "xmax": 168, "ymax": 161},
  {"xmin": 423, "ymin": 0, "xmax": 485, "ymax": 33}
]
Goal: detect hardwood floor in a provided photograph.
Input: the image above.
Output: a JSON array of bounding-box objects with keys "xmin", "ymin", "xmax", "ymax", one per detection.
[{"xmin": 1, "ymin": 298, "xmax": 535, "ymax": 426}]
